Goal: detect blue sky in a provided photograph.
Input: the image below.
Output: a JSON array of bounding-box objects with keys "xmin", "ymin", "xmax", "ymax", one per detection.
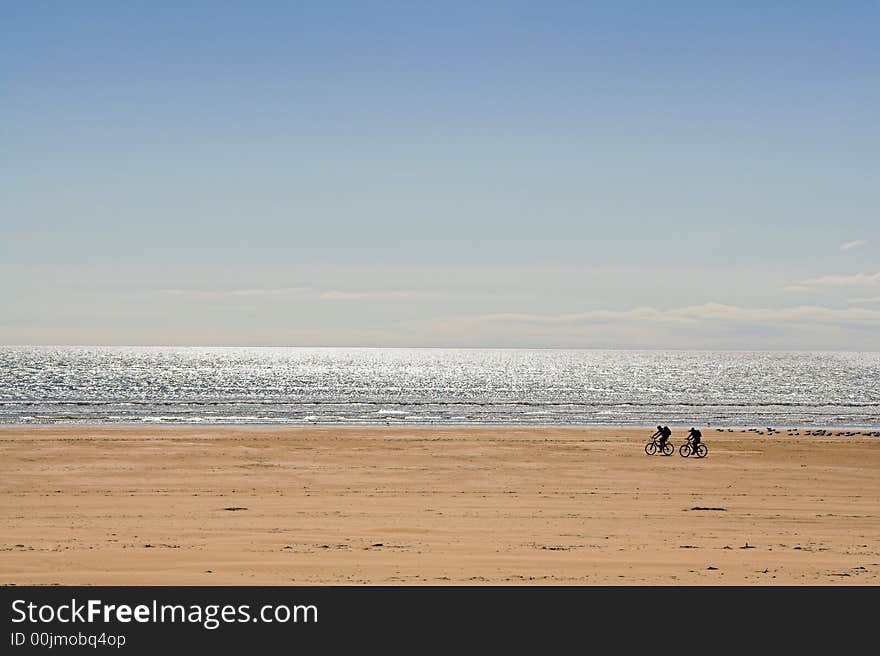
[{"xmin": 2, "ymin": 1, "xmax": 879, "ymax": 348}]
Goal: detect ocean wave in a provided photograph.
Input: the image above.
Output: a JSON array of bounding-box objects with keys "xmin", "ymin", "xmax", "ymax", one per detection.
[{"xmin": 2, "ymin": 399, "xmax": 879, "ymax": 409}]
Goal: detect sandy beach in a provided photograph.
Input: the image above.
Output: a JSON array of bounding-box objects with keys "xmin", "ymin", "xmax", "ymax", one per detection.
[{"xmin": 1, "ymin": 426, "xmax": 879, "ymax": 585}]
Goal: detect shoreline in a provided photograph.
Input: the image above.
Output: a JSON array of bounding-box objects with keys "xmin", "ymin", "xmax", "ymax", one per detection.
[
  {"xmin": 3, "ymin": 422, "xmax": 880, "ymax": 432},
  {"xmin": 2, "ymin": 425, "xmax": 879, "ymax": 585}
]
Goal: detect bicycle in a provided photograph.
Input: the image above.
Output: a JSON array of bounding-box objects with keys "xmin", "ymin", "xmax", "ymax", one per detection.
[
  {"xmin": 679, "ymin": 437, "xmax": 708, "ymax": 458},
  {"xmin": 645, "ymin": 435, "xmax": 674, "ymax": 456}
]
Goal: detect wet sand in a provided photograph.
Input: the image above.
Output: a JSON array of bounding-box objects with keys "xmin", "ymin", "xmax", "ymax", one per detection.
[{"xmin": 1, "ymin": 426, "xmax": 879, "ymax": 585}]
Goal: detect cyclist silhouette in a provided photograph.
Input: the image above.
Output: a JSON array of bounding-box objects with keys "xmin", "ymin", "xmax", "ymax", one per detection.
[
  {"xmin": 687, "ymin": 427, "xmax": 702, "ymax": 452},
  {"xmin": 650, "ymin": 425, "xmax": 672, "ymax": 453}
]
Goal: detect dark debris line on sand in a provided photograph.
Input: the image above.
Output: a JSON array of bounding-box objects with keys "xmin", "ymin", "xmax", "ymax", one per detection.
[{"xmin": 715, "ymin": 426, "xmax": 880, "ymax": 437}]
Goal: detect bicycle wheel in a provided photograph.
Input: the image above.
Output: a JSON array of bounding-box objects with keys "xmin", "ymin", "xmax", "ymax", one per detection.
[
  {"xmin": 679, "ymin": 444, "xmax": 691, "ymax": 457},
  {"xmin": 662, "ymin": 442, "xmax": 674, "ymax": 456},
  {"xmin": 645, "ymin": 442, "xmax": 657, "ymax": 456},
  {"xmin": 696, "ymin": 444, "xmax": 708, "ymax": 458}
]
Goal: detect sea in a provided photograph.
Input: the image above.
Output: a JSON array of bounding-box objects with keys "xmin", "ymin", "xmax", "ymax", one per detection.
[{"xmin": 1, "ymin": 347, "xmax": 878, "ymax": 427}]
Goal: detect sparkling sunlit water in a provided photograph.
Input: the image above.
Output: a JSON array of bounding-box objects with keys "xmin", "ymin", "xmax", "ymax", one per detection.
[{"xmin": 1, "ymin": 347, "xmax": 878, "ymax": 427}]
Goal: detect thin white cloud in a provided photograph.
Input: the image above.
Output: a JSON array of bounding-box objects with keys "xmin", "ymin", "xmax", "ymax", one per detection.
[
  {"xmin": 317, "ymin": 290, "xmax": 416, "ymax": 300},
  {"xmin": 391, "ymin": 302, "xmax": 880, "ymax": 349},
  {"xmin": 158, "ymin": 287, "xmax": 309, "ymax": 299},
  {"xmin": 840, "ymin": 240, "xmax": 867, "ymax": 251},
  {"xmin": 788, "ymin": 271, "xmax": 880, "ymax": 292},
  {"xmin": 431, "ymin": 303, "xmax": 880, "ymax": 327},
  {"xmin": 157, "ymin": 287, "xmax": 422, "ymax": 301}
]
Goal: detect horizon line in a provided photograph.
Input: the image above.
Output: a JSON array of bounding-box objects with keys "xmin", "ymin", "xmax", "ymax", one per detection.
[{"xmin": 1, "ymin": 344, "xmax": 878, "ymax": 354}]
